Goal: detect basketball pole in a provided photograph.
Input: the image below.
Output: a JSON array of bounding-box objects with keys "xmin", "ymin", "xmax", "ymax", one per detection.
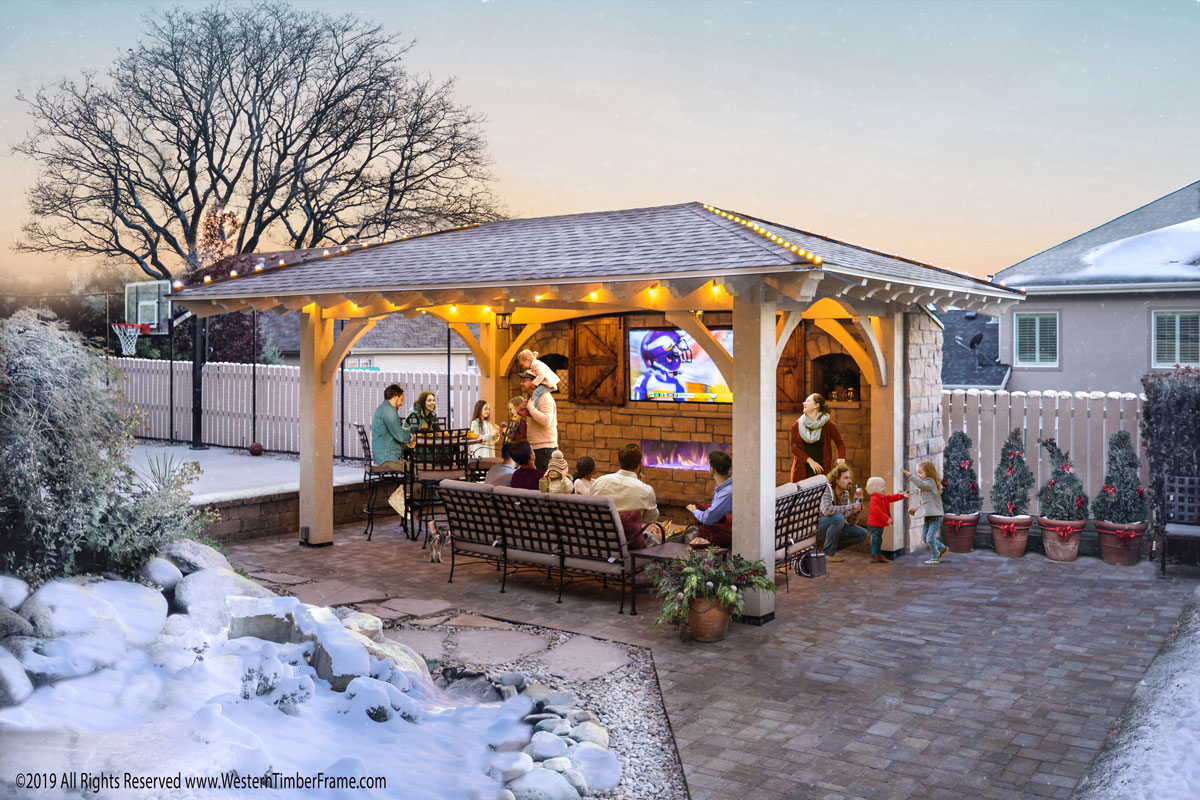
[
  {"xmin": 168, "ymin": 314, "xmax": 175, "ymax": 443},
  {"xmin": 190, "ymin": 315, "xmax": 208, "ymax": 450},
  {"xmin": 252, "ymin": 310, "xmax": 258, "ymax": 446}
]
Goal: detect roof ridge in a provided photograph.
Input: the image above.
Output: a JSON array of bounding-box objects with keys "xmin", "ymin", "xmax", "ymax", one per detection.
[
  {"xmin": 995, "ymin": 178, "xmax": 1200, "ymax": 279},
  {"xmin": 684, "ymin": 203, "xmax": 804, "ymax": 264},
  {"xmin": 735, "ymin": 210, "xmax": 1005, "ymax": 292}
]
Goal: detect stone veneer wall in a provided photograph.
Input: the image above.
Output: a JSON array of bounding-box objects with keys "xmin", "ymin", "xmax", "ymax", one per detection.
[
  {"xmin": 512, "ymin": 315, "xmax": 874, "ymax": 505},
  {"xmin": 904, "ymin": 311, "xmax": 946, "ymax": 548},
  {"xmin": 200, "ymin": 482, "xmax": 372, "ymax": 542}
]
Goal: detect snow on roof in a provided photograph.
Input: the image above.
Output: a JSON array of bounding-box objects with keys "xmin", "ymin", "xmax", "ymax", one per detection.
[{"xmin": 1080, "ymin": 218, "xmax": 1200, "ymax": 280}]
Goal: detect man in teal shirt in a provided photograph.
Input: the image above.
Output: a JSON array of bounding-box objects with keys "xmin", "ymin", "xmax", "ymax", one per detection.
[{"xmin": 372, "ymin": 384, "xmax": 412, "ymax": 467}]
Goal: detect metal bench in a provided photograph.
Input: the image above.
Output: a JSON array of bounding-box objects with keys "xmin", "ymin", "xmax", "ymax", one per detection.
[
  {"xmin": 1161, "ymin": 474, "xmax": 1200, "ymax": 577},
  {"xmin": 774, "ymin": 476, "xmax": 825, "ymax": 590}
]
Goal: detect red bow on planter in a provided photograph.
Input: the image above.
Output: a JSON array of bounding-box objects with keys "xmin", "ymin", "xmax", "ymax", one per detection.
[
  {"xmin": 943, "ymin": 518, "xmax": 973, "ymax": 531},
  {"xmin": 1115, "ymin": 529, "xmax": 1140, "ymax": 544},
  {"xmin": 993, "ymin": 521, "xmax": 1018, "ymax": 538},
  {"xmin": 1042, "ymin": 523, "xmax": 1076, "ymax": 542}
]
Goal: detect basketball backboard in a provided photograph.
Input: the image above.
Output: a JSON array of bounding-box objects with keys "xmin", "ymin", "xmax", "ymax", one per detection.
[{"xmin": 124, "ymin": 280, "xmax": 172, "ymax": 334}]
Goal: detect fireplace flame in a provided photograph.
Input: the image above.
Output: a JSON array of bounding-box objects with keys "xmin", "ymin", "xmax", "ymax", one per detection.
[{"xmin": 640, "ymin": 440, "xmax": 729, "ymax": 471}]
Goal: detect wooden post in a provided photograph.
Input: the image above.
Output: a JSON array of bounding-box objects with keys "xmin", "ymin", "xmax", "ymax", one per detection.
[
  {"xmin": 731, "ymin": 285, "xmax": 777, "ymax": 623},
  {"xmin": 478, "ymin": 320, "xmax": 512, "ymax": 429},
  {"xmin": 869, "ymin": 313, "xmax": 901, "ymax": 550},
  {"xmin": 299, "ymin": 305, "xmax": 335, "ymax": 547}
]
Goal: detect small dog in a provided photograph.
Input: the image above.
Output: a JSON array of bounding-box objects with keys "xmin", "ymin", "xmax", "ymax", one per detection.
[{"xmin": 427, "ymin": 520, "xmax": 448, "ymax": 563}]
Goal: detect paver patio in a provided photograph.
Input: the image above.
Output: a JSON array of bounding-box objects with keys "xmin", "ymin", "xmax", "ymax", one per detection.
[{"xmin": 225, "ymin": 523, "xmax": 1198, "ymax": 800}]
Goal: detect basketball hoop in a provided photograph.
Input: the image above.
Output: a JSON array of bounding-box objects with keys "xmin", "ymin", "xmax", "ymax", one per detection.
[{"xmin": 112, "ymin": 323, "xmax": 150, "ymax": 356}]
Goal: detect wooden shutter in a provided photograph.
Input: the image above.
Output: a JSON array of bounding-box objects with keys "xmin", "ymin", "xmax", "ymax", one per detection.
[
  {"xmin": 1156, "ymin": 312, "xmax": 1200, "ymax": 366},
  {"xmin": 776, "ymin": 319, "xmax": 807, "ymax": 411},
  {"xmin": 570, "ymin": 316, "xmax": 626, "ymax": 406}
]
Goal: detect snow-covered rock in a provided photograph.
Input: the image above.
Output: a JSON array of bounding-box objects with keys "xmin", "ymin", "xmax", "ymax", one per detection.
[
  {"xmin": 140, "ymin": 557, "xmax": 184, "ymax": 590},
  {"xmin": 174, "ymin": 568, "xmax": 274, "ymax": 633},
  {"xmin": 490, "ymin": 751, "xmax": 535, "ymax": 783},
  {"xmin": 228, "ymin": 595, "xmax": 303, "ymax": 642},
  {"xmin": 0, "ymin": 646, "xmax": 33, "ymax": 706},
  {"xmin": 88, "ymin": 581, "xmax": 168, "ymax": 646},
  {"xmin": 0, "ymin": 575, "xmax": 29, "ymax": 610},
  {"xmin": 339, "ymin": 610, "xmax": 383, "ymax": 640},
  {"xmin": 160, "ymin": 539, "xmax": 232, "ymax": 574},
  {"xmin": 0, "ymin": 606, "xmax": 34, "ymax": 639},
  {"xmin": 5, "ymin": 619, "xmax": 128, "ymax": 681},
  {"xmin": 18, "ymin": 579, "xmax": 165, "ymax": 645},
  {"xmin": 507, "ymin": 768, "xmax": 581, "ymax": 800},
  {"xmin": 565, "ymin": 742, "xmax": 621, "ymax": 793},
  {"xmin": 294, "ymin": 606, "xmax": 371, "ymax": 691},
  {"xmin": 339, "ymin": 676, "xmax": 421, "ymax": 723},
  {"xmin": 348, "ymin": 630, "xmax": 430, "ymax": 679}
]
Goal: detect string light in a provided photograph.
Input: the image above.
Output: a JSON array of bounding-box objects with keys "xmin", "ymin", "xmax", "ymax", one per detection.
[
  {"xmin": 203, "ymin": 276, "xmax": 212, "ymax": 283},
  {"xmin": 173, "ymin": 280, "xmax": 182, "ymax": 289},
  {"xmin": 279, "ymin": 260, "xmax": 286, "ymax": 267},
  {"xmin": 588, "ymin": 291, "xmax": 598, "ymax": 300},
  {"xmin": 323, "ymin": 250, "xmax": 330, "ymax": 257},
  {"xmin": 450, "ymin": 305, "xmax": 457, "ymax": 313},
  {"xmin": 702, "ymin": 204, "xmax": 825, "ymax": 268},
  {"xmin": 230, "ymin": 270, "xmax": 238, "ymax": 278}
]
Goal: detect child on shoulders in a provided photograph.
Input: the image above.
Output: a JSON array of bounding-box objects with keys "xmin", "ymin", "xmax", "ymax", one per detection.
[{"xmin": 517, "ymin": 349, "xmax": 560, "ymax": 412}]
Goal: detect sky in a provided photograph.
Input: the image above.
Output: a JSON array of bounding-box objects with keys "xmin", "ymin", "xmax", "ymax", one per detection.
[{"xmin": 1, "ymin": 0, "xmax": 1197, "ymax": 288}]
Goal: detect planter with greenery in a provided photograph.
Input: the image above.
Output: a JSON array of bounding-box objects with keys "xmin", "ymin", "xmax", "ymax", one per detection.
[
  {"xmin": 643, "ymin": 549, "xmax": 777, "ymax": 642},
  {"xmin": 1035, "ymin": 438, "xmax": 1090, "ymax": 562},
  {"xmin": 1091, "ymin": 430, "xmax": 1148, "ymax": 566},
  {"xmin": 988, "ymin": 429, "xmax": 1036, "ymax": 558},
  {"xmin": 942, "ymin": 432, "xmax": 983, "ymax": 553}
]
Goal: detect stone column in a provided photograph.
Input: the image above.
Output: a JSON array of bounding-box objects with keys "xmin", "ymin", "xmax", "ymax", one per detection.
[
  {"xmin": 904, "ymin": 311, "xmax": 945, "ymax": 550},
  {"xmin": 732, "ymin": 286, "xmax": 777, "ymax": 622},
  {"xmin": 299, "ymin": 306, "xmax": 335, "ymax": 547}
]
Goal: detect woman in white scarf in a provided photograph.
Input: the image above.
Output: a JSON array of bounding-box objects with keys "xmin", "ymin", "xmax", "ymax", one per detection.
[{"xmin": 789, "ymin": 393, "xmax": 847, "ymax": 482}]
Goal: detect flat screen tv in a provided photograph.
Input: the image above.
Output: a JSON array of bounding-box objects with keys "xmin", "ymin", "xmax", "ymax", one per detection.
[{"xmin": 628, "ymin": 328, "xmax": 733, "ymax": 403}]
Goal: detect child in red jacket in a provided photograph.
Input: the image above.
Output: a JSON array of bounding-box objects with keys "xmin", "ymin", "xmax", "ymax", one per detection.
[{"xmin": 865, "ymin": 476, "xmax": 909, "ymax": 564}]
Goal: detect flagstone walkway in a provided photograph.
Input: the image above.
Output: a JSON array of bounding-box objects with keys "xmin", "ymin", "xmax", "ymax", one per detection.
[{"xmin": 224, "ymin": 525, "xmax": 1199, "ymax": 800}]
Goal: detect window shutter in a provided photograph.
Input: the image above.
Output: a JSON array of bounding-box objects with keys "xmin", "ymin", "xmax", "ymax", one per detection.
[
  {"xmin": 1037, "ymin": 315, "xmax": 1057, "ymax": 364},
  {"xmin": 776, "ymin": 320, "xmax": 807, "ymax": 411},
  {"xmin": 570, "ymin": 316, "xmax": 626, "ymax": 406},
  {"xmin": 1155, "ymin": 313, "xmax": 1177, "ymax": 365},
  {"xmin": 1016, "ymin": 316, "xmax": 1037, "ymax": 363},
  {"xmin": 1179, "ymin": 313, "xmax": 1199, "ymax": 365}
]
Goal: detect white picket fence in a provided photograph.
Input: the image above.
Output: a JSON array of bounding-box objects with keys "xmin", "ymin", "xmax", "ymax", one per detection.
[
  {"xmin": 941, "ymin": 389, "xmax": 1149, "ymax": 516},
  {"xmin": 115, "ymin": 358, "xmax": 480, "ymax": 459}
]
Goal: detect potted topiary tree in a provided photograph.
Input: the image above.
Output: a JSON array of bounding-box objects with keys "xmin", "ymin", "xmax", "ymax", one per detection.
[
  {"xmin": 989, "ymin": 429, "xmax": 1036, "ymax": 557},
  {"xmin": 1035, "ymin": 438, "xmax": 1090, "ymax": 562},
  {"xmin": 942, "ymin": 431, "xmax": 982, "ymax": 552},
  {"xmin": 644, "ymin": 548, "xmax": 777, "ymax": 642},
  {"xmin": 1091, "ymin": 430, "xmax": 1148, "ymax": 566}
]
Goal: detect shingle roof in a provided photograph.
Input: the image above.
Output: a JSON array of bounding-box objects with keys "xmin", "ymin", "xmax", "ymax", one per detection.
[
  {"xmin": 937, "ymin": 309, "xmax": 1010, "ymax": 388},
  {"xmin": 175, "ymin": 202, "xmax": 1020, "ymax": 302},
  {"xmin": 994, "ymin": 180, "xmax": 1200, "ymax": 288},
  {"xmin": 260, "ymin": 311, "xmax": 475, "ymax": 354}
]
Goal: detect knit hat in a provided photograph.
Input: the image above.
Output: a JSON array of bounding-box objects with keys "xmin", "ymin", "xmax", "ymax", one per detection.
[{"xmin": 547, "ymin": 450, "xmax": 568, "ymax": 476}]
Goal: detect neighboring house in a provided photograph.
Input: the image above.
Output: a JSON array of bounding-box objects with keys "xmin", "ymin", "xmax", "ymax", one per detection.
[
  {"xmin": 991, "ymin": 180, "xmax": 1200, "ymax": 394},
  {"xmin": 260, "ymin": 312, "xmax": 479, "ymax": 373},
  {"xmin": 938, "ymin": 309, "xmax": 1010, "ymax": 390}
]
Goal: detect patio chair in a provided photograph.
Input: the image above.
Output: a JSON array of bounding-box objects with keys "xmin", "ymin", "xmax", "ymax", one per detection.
[
  {"xmin": 409, "ymin": 429, "xmax": 472, "ymax": 545},
  {"xmin": 1161, "ymin": 474, "xmax": 1200, "ymax": 577},
  {"xmin": 353, "ymin": 423, "xmax": 408, "ymax": 541}
]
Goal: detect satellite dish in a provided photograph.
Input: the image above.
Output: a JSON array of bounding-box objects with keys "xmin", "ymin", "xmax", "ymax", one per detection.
[{"xmin": 969, "ymin": 332, "xmax": 984, "ymax": 350}]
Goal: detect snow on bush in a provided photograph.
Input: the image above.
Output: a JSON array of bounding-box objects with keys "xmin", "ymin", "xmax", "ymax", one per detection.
[{"xmin": 0, "ymin": 309, "xmax": 214, "ymax": 584}]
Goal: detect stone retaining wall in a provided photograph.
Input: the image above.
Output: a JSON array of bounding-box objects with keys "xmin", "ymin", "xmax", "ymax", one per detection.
[{"xmin": 199, "ymin": 482, "xmax": 371, "ymax": 542}]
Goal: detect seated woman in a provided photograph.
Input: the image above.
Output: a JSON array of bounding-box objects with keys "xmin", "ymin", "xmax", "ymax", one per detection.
[
  {"xmin": 508, "ymin": 441, "xmax": 544, "ymax": 491},
  {"xmin": 406, "ymin": 391, "xmax": 440, "ymax": 432}
]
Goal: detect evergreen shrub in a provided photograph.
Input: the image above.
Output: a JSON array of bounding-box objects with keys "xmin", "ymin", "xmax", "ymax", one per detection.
[
  {"xmin": 1091, "ymin": 430, "xmax": 1146, "ymax": 525},
  {"xmin": 989, "ymin": 429, "xmax": 1035, "ymax": 517},
  {"xmin": 0, "ymin": 309, "xmax": 213, "ymax": 584},
  {"xmin": 943, "ymin": 431, "xmax": 981, "ymax": 515},
  {"xmin": 1035, "ymin": 438, "xmax": 1089, "ymax": 521},
  {"xmin": 1141, "ymin": 368, "xmax": 1200, "ymax": 515}
]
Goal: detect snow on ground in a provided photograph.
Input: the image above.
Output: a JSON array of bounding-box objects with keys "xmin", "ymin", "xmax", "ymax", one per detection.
[
  {"xmin": 1081, "ymin": 218, "xmax": 1200, "ymax": 281},
  {"xmin": 1074, "ymin": 584, "xmax": 1200, "ymax": 800},
  {"xmin": 130, "ymin": 443, "xmax": 362, "ymax": 505},
  {"xmin": 1, "ymin": 576, "xmax": 528, "ymax": 800}
]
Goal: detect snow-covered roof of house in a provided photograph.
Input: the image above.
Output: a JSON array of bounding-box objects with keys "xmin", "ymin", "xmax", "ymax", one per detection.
[
  {"xmin": 260, "ymin": 311, "xmax": 475, "ymax": 355},
  {"xmin": 937, "ymin": 309, "xmax": 1010, "ymax": 389},
  {"xmin": 994, "ymin": 180, "xmax": 1200, "ymax": 290}
]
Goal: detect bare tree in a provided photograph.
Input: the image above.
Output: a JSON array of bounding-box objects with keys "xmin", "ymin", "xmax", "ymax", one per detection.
[{"xmin": 15, "ymin": 1, "xmax": 502, "ymax": 281}]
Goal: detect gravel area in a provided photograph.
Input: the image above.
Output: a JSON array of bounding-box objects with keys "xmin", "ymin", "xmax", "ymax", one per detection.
[{"xmin": 402, "ymin": 614, "xmax": 689, "ymax": 800}]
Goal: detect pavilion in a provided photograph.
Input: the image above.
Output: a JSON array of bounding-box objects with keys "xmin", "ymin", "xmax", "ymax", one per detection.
[{"xmin": 172, "ymin": 202, "xmax": 1023, "ymax": 621}]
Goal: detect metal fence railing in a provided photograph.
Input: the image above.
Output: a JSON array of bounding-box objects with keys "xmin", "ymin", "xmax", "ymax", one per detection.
[{"xmin": 115, "ymin": 357, "xmax": 480, "ymax": 459}]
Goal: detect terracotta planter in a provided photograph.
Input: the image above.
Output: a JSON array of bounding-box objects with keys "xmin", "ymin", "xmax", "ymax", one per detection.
[
  {"xmin": 1037, "ymin": 517, "xmax": 1086, "ymax": 562},
  {"xmin": 1095, "ymin": 520, "xmax": 1147, "ymax": 566},
  {"xmin": 688, "ymin": 598, "xmax": 732, "ymax": 642},
  {"xmin": 943, "ymin": 513, "xmax": 980, "ymax": 553},
  {"xmin": 988, "ymin": 514, "xmax": 1032, "ymax": 558}
]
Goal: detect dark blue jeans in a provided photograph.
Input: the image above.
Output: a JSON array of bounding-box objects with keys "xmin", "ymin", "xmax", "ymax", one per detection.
[
  {"xmin": 818, "ymin": 513, "xmax": 869, "ymax": 555},
  {"xmin": 865, "ymin": 524, "xmax": 884, "ymax": 557}
]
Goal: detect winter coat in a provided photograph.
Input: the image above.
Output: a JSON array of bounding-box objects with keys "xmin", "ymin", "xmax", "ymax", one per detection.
[
  {"xmin": 867, "ymin": 493, "xmax": 905, "ymax": 527},
  {"xmin": 904, "ymin": 474, "xmax": 944, "ymax": 518},
  {"xmin": 789, "ymin": 418, "xmax": 847, "ymax": 482},
  {"xmin": 405, "ymin": 403, "xmax": 440, "ymax": 432}
]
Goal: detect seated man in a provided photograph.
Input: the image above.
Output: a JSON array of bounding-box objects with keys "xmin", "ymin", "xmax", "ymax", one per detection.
[
  {"xmin": 483, "ymin": 441, "xmax": 517, "ymax": 487},
  {"xmin": 819, "ymin": 464, "xmax": 869, "ymax": 562},
  {"xmin": 371, "ymin": 384, "xmax": 412, "ymax": 468},
  {"xmin": 591, "ymin": 443, "xmax": 660, "ymax": 525},
  {"xmin": 686, "ymin": 450, "xmax": 733, "ymax": 547},
  {"xmin": 508, "ymin": 441, "xmax": 544, "ymax": 491}
]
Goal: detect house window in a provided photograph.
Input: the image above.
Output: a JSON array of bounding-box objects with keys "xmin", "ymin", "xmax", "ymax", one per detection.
[
  {"xmin": 1153, "ymin": 311, "xmax": 1200, "ymax": 368},
  {"xmin": 1014, "ymin": 313, "xmax": 1058, "ymax": 367}
]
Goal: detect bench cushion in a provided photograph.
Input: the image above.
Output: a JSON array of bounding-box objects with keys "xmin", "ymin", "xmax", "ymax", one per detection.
[{"xmin": 1164, "ymin": 522, "xmax": 1200, "ymax": 538}]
